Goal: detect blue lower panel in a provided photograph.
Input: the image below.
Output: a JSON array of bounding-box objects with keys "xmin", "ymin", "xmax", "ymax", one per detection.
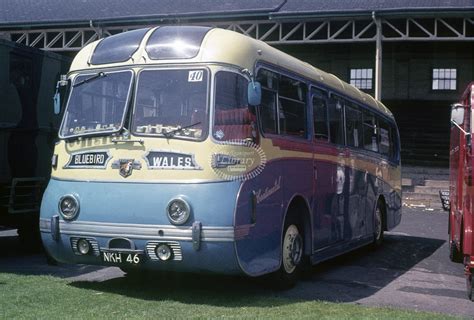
[
  {"xmin": 40, "ymin": 178, "xmax": 243, "ymax": 274},
  {"xmin": 41, "ymin": 232, "xmax": 241, "ymax": 275}
]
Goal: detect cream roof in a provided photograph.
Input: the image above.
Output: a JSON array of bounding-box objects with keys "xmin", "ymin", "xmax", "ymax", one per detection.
[{"xmin": 70, "ymin": 27, "xmax": 393, "ymax": 118}]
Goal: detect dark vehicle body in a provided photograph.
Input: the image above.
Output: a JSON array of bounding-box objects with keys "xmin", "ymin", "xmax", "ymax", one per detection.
[{"xmin": 0, "ymin": 39, "xmax": 70, "ymax": 238}]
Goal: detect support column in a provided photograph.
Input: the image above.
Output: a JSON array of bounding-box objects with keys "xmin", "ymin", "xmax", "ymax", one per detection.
[{"xmin": 373, "ymin": 12, "xmax": 382, "ymax": 101}]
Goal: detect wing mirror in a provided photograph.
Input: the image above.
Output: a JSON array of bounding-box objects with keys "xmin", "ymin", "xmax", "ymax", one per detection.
[
  {"xmin": 53, "ymin": 75, "xmax": 69, "ymax": 115},
  {"xmin": 450, "ymin": 103, "xmax": 465, "ymax": 126},
  {"xmin": 241, "ymin": 68, "xmax": 262, "ymax": 106},
  {"xmin": 248, "ymin": 81, "xmax": 262, "ymax": 106}
]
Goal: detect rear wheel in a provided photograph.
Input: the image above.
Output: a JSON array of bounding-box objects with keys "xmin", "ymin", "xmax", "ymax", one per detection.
[
  {"xmin": 272, "ymin": 219, "xmax": 304, "ymax": 289},
  {"xmin": 372, "ymin": 200, "xmax": 384, "ymax": 248},
  {"xmin": 467, "ymin": 269, "xmax": 474, "ymax": 301}
]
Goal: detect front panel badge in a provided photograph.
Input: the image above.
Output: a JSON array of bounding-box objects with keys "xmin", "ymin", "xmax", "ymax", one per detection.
[{"xmin": 111, "ymin": 159, "xmax": 142, "ymax": 178}]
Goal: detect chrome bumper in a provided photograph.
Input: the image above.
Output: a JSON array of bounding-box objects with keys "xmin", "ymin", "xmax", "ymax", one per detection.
[{"xmin": 39, "ymin": 218, "xmax": 235, "ymax": 242}]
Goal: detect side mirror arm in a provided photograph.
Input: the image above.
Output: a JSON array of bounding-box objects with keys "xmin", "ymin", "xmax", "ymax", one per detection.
[{"xmin": 451, "ymin": 119, "xmax": 470, "ymax": 136}]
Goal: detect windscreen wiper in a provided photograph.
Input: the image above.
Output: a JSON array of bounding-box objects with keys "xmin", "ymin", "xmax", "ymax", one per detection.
[
  {"xmin": 73, "ymin": 72, "xmax": 106, "ymax": 87},
  {"xmin": 162, "ymin": 122, "xmax": 201, "ymax": 138}
]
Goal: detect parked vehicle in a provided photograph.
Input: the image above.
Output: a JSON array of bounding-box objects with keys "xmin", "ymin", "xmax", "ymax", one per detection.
[
  {"xmin": 442, "ymin": 82, "xmax": 474, "ymax": 300},
  {"xmin": 40, "ymin": 26, "xmax": 401, "ymax": 287},
  {"xmin": 0, "ymin": 39, "xmax": 70, "ymax": 242}
]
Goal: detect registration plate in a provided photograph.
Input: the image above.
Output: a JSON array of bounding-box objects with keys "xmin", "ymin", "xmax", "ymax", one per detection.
[{"xmin": 101, "ymin": 251, "xmax": 143, "ymax": 265}]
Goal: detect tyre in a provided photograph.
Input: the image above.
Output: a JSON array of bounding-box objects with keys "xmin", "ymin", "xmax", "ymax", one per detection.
[
  {"xmin": 271, "ymin": 219, "xmax": 304, "ymax": 289},
  {"xmin": 449, "ymin": 241, "xmax": 463, "ymax": 263},
  {"xmin": 372, "ymin": 200, "xmax": 384, "ymax": 248},
  {"xmin": 467, "ymin": 269, "xmax": 474, "ymax": 301}
]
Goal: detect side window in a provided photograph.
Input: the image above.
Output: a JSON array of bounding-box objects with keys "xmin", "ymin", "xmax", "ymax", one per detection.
[
  {"xmin": 328, "ymin": 98, "xmax": 344, "ymax": 145},
  {"xmin": 278, "ymin": 75, "xmax": 307, "ymax": 137},
  {"xmin": 214, "ymin": 71, "xmax": 255, "ymax": 141},
  {"xmin": 378, "ymin": 118, "xmax": 391, "ymax": 157},
  {"xmin": 256, "ymin": 68, "xmax": 307, "ymax": 138},
  {"xmin": 345, "ymin": 104, "xmax": 363, "ymax": 148},
  {"xmin": 363, "ymin": 111, "xmax": 378, "ymax": 152},
  {"xmin": 313, "ymin": 95, "xmax": 329, "ymax": 141},
  {"xmin": 390, "ymin": 124, "xmax": 400, "ymax": 162},
  {"xmin": 257, "ymin": 69, "xmax": 278, "ymax": 135},
  {"xmin": 259, "ymin": 89, "xmax": 277, "ymax": 134}
]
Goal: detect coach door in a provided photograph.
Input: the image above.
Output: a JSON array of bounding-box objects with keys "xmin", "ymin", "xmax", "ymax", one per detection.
[{"xmin": 311, "ymin": 89, "xmax": 337, "ymax": 248}]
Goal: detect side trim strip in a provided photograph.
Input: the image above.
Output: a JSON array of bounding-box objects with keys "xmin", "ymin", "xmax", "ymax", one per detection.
[{"xmin": 39, "ymin": 218, "xmax": 235, "ymax": 242}]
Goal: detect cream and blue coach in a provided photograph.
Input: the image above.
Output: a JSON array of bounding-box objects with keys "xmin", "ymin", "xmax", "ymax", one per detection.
[{"xmin": 41, "ymin": 26, "xmax": 401, "ymax": 286}]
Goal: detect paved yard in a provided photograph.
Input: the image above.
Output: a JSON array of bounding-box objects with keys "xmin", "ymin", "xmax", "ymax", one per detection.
[{"xmin": 0, "ymin": 207, "xmax": 473, "ymax": 318}]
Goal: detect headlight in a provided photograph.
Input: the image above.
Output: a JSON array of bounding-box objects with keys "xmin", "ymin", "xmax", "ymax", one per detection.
[
  {"xmin": 59, "ymin": 194, "xmax": 80, "ymax": 220},
  {"xmin": 166, "ymin": 198, "xmax": 191, "ymax": 225}
]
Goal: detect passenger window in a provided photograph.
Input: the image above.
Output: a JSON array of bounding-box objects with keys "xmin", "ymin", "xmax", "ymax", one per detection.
[
  {"xmin": 214, "ymin": 71, "xmax": 255, "ymax": 141},
  {"xmin": 257, "ymin": 69, "xmax": 307, "ymax": 138},
  {"xmin": 363, "ymin": 111, "xmax": 378, "ymax": 152},
  {"xmin": 259, "ymin": 89, "xmax": 277, "ymax": 134},
  {"xmin": 257, "ymin": 69, "xmax": 279, "ymax": 135},
  {"xmin": 313, "ymin": 96, "xmax": 329, "ymax": 141},
  {"xmin": 278, "ymin": 98, "xmax": 307, "ymax": 137},
  {"xmin": 390, "ymin": 125, "xmax": 400, "ymax": 161},
  {"xmin": 345, "ymin": 105, "xmax": 363, "ymax": 148},
  {"xmin": 279, "ymin": 75, "xmax": 305, "ymax": 101},
  {"xmin": 328, "ymin": 98, "xmax": 344, "ymax": 145},
  {"xmin": 278, "ymin": 76, "xmax": 307, "ymax": 138},
  {"xmin": 378, "ymin": 118, "xmax": 391, "ymax": 157},
  {"xmin": 257, "ymin": 69, "xmax": 278, "ymax": 91}
]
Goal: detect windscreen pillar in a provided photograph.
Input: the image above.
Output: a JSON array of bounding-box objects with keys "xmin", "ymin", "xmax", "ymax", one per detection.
[{"xmin": 373, "ymin": 12, "xmax": 382, "ymax": 101}]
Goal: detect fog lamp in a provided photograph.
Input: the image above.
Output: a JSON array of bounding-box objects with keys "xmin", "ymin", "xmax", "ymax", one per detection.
[
  {"xmin": 59, "ymin": 194, "xmax": 80, "ymax": 220},
  {"xmin": 77, "ymin": 238, "xmax": 90, "ymax": 255},
  {"xmin": 166, "ymin": 198, "xmax": 190, "ymax": 225},
  {"xmin": 155, "ymin": 244, "xmax": 172, "ymax": 261}
]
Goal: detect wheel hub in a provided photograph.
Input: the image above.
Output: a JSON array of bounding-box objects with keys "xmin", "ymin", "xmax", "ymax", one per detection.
[{"xmin": 282, "ymin": 225, "xmax": 303, "ymax": 274}]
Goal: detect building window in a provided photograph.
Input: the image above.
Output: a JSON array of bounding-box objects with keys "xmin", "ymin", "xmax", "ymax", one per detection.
[
  {"xmin": 432, "ymin": 68, "xmax": 456, "ymax": 90},
  {"xmin": 350, "ymin": 68, "xmax": 373, "ymax": 90}
]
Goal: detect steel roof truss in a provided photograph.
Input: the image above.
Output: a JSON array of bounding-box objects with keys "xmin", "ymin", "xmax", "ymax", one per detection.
[{"xmin": 3, "ymin": 16, "xmax": 473, "ymax": 51}]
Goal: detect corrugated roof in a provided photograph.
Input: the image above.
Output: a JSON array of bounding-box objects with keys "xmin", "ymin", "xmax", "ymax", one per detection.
[
  {"xmin": 0, "ymin": 0, "xmax": 472, "ymax": 28},
  {"xmin": 0, "ymin": 0, "xmax": 284, "ymax": 27},
  {"xmin": 277, "ymin": 0, "xmax": 474, "ymax": 17}
]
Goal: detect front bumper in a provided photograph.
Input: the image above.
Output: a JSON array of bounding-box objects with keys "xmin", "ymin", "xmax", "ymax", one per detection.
[{"xmin": 40, "ymin": 218, "xmax": 241, "ymax": 274}]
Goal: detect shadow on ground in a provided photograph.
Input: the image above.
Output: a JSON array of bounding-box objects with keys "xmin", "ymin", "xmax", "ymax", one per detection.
[
  {"xmin": 0, "ymin": 233, "xmax": 103, "ymax": 278},
  {"xmin": 0, "ymin": 225, "xmax": 446, "ymax": 304},
  {"xmin": 60, "ymin": 234, "xmax": 446, "ymax": 305}
]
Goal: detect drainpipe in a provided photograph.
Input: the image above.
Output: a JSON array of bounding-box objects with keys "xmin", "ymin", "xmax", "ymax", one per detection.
[
  {"xmin": 89, "ymin": 20, "xmax": 104, "ymax": 39},
  {"xmin": 372, "ymin": 11, "xmax": 382, "ymax": 101}
]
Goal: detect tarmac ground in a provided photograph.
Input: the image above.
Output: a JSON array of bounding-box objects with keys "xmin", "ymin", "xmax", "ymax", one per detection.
[{"xmin": 0, "ymin": 207, "xmax": 473, "ymax": 318}]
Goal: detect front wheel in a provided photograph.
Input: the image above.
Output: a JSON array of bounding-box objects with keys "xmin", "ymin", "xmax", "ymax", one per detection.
[
  {"xmin": 271, "ymin": 222, "xmax": 304, "ymax": 289},
  {"xmin": 449, "ymin": 241, "xmax": 463, "ymax": 263}
]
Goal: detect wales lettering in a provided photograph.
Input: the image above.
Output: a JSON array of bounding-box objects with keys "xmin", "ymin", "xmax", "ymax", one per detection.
[
  {"xmin": 152, "ymin": 156, "xmax": 193, "ymax": 168},
  {"xmin": 256, "ymin": 176, "xmax": 282, "ymax": 204},
  {"xmin": 146, "ymin": 151, "xmax": 200, "ymax": 169}
]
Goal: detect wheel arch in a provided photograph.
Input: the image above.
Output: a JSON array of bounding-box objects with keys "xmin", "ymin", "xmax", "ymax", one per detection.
[{"xmin": 283, "ymin": 194, "xmax": 312, "ymax": 256}]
